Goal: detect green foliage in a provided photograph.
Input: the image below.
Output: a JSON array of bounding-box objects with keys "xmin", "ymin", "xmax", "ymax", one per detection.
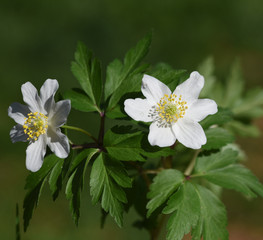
[
  {"xmin": 105, "ymin": 33, "xmax": 152, "ymax": 112},
  {"xmin": 163, "ymin": 182, "xmax": 201, "ymax": 240},
  {"xmin": 194, "ymin": 149, "xmax": 263, "ymax": 198},
  {"xmin": 23, "ymin": 154, "xmax": 61, "ymax": 231},
  {"xmin": 105, "ymin": 33, "xmax": 151, "ymax": 102},
  {"xmin": 63, "ymin": 89, "xmax": 98, "ymax": 113},
  {"xmin": 203, "ymin": 127, "xmax": 235, "ymax": 150},
  {"xmin": 200, "ymin": 107, "xmax": 233, "ymax": 129},
  {"xmin": 90, "ymin": 153, "xmax": 132, "ymax": 227},
  {"xmin": 146, "ymin": 169, "xmax": 184, "ymax": 217},
  {"xmin": 149, "ymin": 64, "xmax": 188, "ymax": 91},
  {"xmin": 20, "ymin": 35, "xmax": 263, "ymax": 240},
  {"xmin": 71, "ymin": 42, "xmax": 102, "ymax": 110},
  {"xmin": 65, "ymin": 148, "xmax": 99, "ymax": 225},
  {"xmin": 104, "ymin": 126, "xmax": 175, "ymax": 161},
  {"xmin": 147, "ymin": 170, "xmax": 229, "ymax": 240},
  {"xmin": 191, "ymin": 185, "xmax": 228, "ymax": 240}
]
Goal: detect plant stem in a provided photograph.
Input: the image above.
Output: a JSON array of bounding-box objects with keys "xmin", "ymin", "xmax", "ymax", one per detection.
[
  {"xmin": 98, "ymin": 111, "xmax": 105, "ymax": 146},
  {"xmin": 61, "ymin": 125, "xmax": 99, "ymax": 143},
  {"xmin": 184, "ymin": 150, "xmax": 201, "ymax": 176}
]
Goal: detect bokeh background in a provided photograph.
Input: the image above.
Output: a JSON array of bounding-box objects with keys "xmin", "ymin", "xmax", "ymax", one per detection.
[{"xmin": 1, "ymin": 0, "xmax": 263, "ymax": 239}]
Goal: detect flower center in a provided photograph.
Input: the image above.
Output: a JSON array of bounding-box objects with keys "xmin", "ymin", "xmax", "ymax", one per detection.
[
  {"xmin": 149, "ymin": 94, "xmax": 188, "ymax": 127},
  {"xmin": 23, "ymin": 112, "xmax": 48, "ymax": 141}
]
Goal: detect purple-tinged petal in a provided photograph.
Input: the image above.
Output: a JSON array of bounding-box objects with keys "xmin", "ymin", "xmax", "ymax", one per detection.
[{"xmin": 8, "ymin": 102, "xmax": 30, "ymax": 125}]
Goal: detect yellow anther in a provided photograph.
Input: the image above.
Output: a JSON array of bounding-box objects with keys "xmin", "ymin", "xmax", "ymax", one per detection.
[{"xmin": 23, "ymin": 112, "xmax": 48, "ymax": 142}]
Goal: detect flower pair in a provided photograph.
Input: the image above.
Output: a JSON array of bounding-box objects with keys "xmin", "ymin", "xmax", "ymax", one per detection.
[{"xmin": 9, "ymin": 71, "xmax": 217, "ymax": 172}]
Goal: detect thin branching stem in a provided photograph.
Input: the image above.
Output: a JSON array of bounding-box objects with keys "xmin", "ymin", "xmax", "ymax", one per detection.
[
  {"xmin": 61, "ymin": 125, "xmax": 99, "ymax": 144},
  {"xmin": 184, "ymin": 149, "xmax": 201, "ymax": 176}
]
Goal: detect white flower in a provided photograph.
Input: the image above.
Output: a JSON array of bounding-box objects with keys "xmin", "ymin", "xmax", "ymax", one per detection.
[
  {"xmin": 124, "ymin": 71, "xmax": 218, "ymax": 149},
  {"xmin": 8, "ymin": 79, "xmax": 71, "ymax": 172}
]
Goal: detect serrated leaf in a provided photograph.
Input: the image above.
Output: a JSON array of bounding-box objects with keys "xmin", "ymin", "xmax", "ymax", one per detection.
[
  {"xmin": 200, "ymin": 107, "xmax": 233, "ymax": 129},
  {"xmin": 198, "ymin": 57, "xmax": 217, "ymax": 98},
  {"xmin": 65, "ymin": 150, "xmax": 94, "ymax": 225},
  {"xmin": 194, "ymin": 149, "xmax": 263, "ymax": 198},
  {"xmin": 23, "ymin": 154, "xmax": 60, "ymax": 231},
  {"xmin": 104, "ymin": 126, "xmax": 174, "ymax": 161},
  {"xmin": 223, "ymin": 59, "xmax": 244, "ymax": 108},
  {"xmin": 69, "ymin": 148, "xmax": 99, "ymax": 173},
  {"xmin": 71, "ymin": 42, "xmax": 102, "ymax": 108},
  {"xmin": 203, "ymin": 127, "xmax": 234, "ymax": 150},
  {"xmin": 163, "ymin": 182, "xmax": 200, "ymax": 240},
  {"xmin": 105, "ymin": 33, "xmax": 151, "ymax": 109},
  {"xmin": 146, "ymin": 169, "xmax": 184, "ymax": 217},
  {"xmin": 148, "ymin": 66, "xmax": 188, "ymax": 93},
  {"xmin": 104, "ymin": 59, "xmax": 123, "ymax": 100},
  {"xmin": 191, "ymin": 185, "xmax": 228, "ymax": 240},
  {"xmin": 90, "ymin": 153, "xmax": 132, "ymax": 227},
  {"xmin": 227, "ymin": 120, "xmax": 261, "ymax": 137},
  {"xmin": 48, "ymin": 158, "xmax": 64, "ymax": 200},
  {"xmin": 108, "ymin": 72, "xmax": 145, "ymax": 111},
  {"xmin": 63, "ymin": 89, "xmax": 98, "ymax": 112},
  {"xmin": 233, "ymin": 88, "xmax": 263, "ymax": 118}
]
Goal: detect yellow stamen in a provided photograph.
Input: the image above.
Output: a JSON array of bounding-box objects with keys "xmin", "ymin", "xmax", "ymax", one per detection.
[{"xmin": 23, "ymin": 112, "xmax": 48, "ymax": 141}]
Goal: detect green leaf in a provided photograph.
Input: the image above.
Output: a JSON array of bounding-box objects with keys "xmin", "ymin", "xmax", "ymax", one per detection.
[
  {"xmin": 233, "ymin": 88, "xmax": 263, "ymax": 118},
  {"xmin": 223, "ymin": 59, "xmax": 244, "ymax": 108},
  {"xmin": 227, "ymin": 121, "xmax": 261, "ymax": 137},
  {"xmin": 200, "ymin": 107, "xmax": 233, "ymax": 129},
  {"xmin": 63, "ymin": 89, "xmax": 98, "ymax": 112},
  {"xmin": 194, "ymin": 149, "xmax": 263, "ymax": 198},
  {"xmin": 104, "ymin": 59, "xmax": 123, "ymax": 100},
  {"xmin": 198, "ymin": 57, "xmax": 217, "ymax": 98},
  {"xmin": 90, "ymin": 153, "xmax": 132, "ymax": 227},
  {"xmin": 163, "ymin": 182, "xmax": 200, "ymax": 240},
  {"xmin": 69, "ymin": 148, "xmax": 99, "ymax": 173},
  {"xmin": 146, "ymin": 169, "xmax": 184, "ymax": 217},
  {"xmin": 104, "ymin": 126, "xmax": 174, "ymax": 161},
  {"xmin": 65, "ymin": 150, "xmax": 94, "ymax": 225},
  {"xmin": 203, "ymin": 127, "xmax": 235, "ymax": 150},
  {"xmin": 149, "ymin": 66, "xmax": 188, "ymax": 92},
  {"xmin": 191, "ymin": 185, "xmax": 228, "ymax": 240},
  {"xmin": 23, "ymin": 154, "xmax": 60, "ymax": 231},
  {"xmin": 71, "ymin": 42, "xmax": 102, "ymax": 107},
  {"xmin": 105, "ymin": 33, "xmax": 151, "ymax": 106},
  {"xmin": 48, "ymin": 158, "xmax": 64, "ymax": 200},
  {"xmin": 108, "ymin": 72, "xmax": 145, "ymax": 111}
]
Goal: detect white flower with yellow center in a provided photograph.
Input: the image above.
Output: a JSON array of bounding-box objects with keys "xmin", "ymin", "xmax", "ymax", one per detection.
[
  {"xmin": 124, "ymin": 72, "xmax": 218, "ymax": 149},
  {"xmin": 8, "ymin": 79, "xmax": 71, "ymax": 172}
]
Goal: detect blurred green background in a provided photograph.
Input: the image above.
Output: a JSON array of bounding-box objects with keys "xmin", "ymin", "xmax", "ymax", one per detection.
[{"xmin": 1, "ymin": 0, "xmax": 263, "ymax": 239}]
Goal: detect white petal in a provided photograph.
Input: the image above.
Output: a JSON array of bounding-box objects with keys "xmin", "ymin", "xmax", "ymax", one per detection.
[
  {"xmin": 8, "ymin": 102, "xmax": 30, "ymax": 125},
  {"xmin": 124, "ymin": 98, "xmax": 152, "ymax": 122},
  {"xmin": 186, "ymin": 99, "xmax": 218, "ymax": 122},
  {"xmin": 148, "ymin": 122, "xmax": 176, "ymax": 147},
  {"xmin": 141, "ymin": 74, "xmax": 171, "ymax": 105},
  {"xmin": 47, "ymin": 127, "xmax": 70, "ymax": 158},
  {"xmin": 173, "ymin": 71, "xmax": 204, "ymax": 104},
  {"xmin": 49, "ymin": 100, "xmax": 71, "ymax": 127},
  {"xmin": 40, "ymin": 79, "xmax": 59, "ymax": 113},
  {"xmin": 10, "ymin": 124, "xmax": 28, "ymax": 143},
  {"xmin": 21, "ymin": 82, "xmax": 42, "ymax": 113},
  {"xmin": 26, "ymin": 134, "xmax": 47, "ymax": 172},
  {"xmin": 172, "ymin": 119, "xmax": 206, "ymax": 149}
]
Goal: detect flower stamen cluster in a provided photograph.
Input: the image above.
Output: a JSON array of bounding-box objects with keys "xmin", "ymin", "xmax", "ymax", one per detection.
[
  {"xmin": 149, "ymin": 94, "xmax": 188, "ymax": 127},
  {"xmin": 23, "ymin": 112, "xmax": 48, "ymax": 141}
]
